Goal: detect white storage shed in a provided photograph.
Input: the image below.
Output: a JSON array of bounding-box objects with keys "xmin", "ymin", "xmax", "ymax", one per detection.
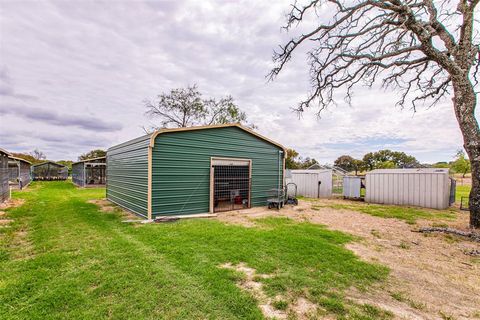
[
  {"xmin": 286, "ymin": 169, "xmax": 332, "ymax": 198},
  {"xmin": 343, "ymin": 176, "xmax": 363, "ymax": 198},
  {"xmin": 365, "ymin": 168, "xmax": 452, "ymax": 209}
]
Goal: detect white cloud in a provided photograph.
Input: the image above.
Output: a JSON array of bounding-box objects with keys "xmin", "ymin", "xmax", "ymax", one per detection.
[{"xmin": 0, "ymin": 0, "xmax": 473, "ymax": 163}]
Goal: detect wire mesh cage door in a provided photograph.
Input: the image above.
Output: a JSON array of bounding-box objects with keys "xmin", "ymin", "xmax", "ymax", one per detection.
[
  {"xmin": 86, "ymin": 165, "xmax": 106, "ymax": 185},
  {"xmin": 212, "ymin": 163, "xmax": 251, "ymax": 213}
]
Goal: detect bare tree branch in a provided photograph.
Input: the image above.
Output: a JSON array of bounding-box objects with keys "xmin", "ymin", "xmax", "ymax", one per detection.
[{"xmin": 270, "ymin": 0, "xmax": 480, "ymax": 228}]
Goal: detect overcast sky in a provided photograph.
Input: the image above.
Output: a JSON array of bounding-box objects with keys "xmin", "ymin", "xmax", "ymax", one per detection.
[{"xmin": 0, "ymin": 0, "xmax": 476, "ymax": 163}]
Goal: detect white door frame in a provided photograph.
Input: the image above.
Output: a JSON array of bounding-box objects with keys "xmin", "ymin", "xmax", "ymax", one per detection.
[{"xmin": 209, "ymin": 157, "xmax": 252, "ymax": 213}]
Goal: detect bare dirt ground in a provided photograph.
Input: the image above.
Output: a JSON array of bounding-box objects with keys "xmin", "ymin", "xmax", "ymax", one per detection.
[
  {"xmin": 0, "ymin": 198, "xmax": 25, "ymax": 211},
  {"xmin": 0, "ymin": 198, "xmax": 25, "ymax": 227},
  {"xmin": 216, "ymin": 200, "xmax": 480, "ymax": 320},
  {"xmin": 88, "ymin": 199, "xmax": 139, "ymax": 220},
  {"xmin": 219, "ymin": 262, "xmax": 318, "ymax": 320}
]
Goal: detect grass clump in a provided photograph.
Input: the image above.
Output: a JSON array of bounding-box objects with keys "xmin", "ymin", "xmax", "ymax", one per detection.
[
  {"xmin": 391, "ymin": 292, "xmax": 426, "ymax": 310},
  {"xmin": 398, "ymin": 241, "xmax": 411, "ymax": 249},
  {"xmin": 455, "ymin": 185, "xmax": 471, "ymax": 203},
  {"xmin": 272, "ymin": 299, "xmax": 288, "ymax": 311}
]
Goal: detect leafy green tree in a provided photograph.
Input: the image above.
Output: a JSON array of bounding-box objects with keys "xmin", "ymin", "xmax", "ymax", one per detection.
[
  {"xmin": 334, "ymin": 155, "xmax": 355, "ymax": 172},
  {"xmin": 377, "ymin": 161, "xmax": 396, "ymax": 169},
  {"xmin": 144, "ymin": 85, "xmax": 255, "ymax": 130},
  {"xmin": 79, "ymin": 149, "xmax": 106, "ymax": 161},
  {"xmin": 300, "ymin": 157, "xmax": 319, "ymax": 169},
  {"xmin": 334, "ymin": 155, "xmax": 364, "ymax": 174},
  {"xmin": 451, "ymin": 150, "xmax": 471, "ymax": 178},
  {"xmin": 432, "ymin": 162, "xmax": 450, "ymax": 169},
  {"xmin": 285, "ymin": 149, "xmax": 318, "ymax": 169},
  {"xmin": 285, "ymin": 149, "xmax": 300, "ymax": 169},
  {"xmin": 362, "ymin": 150, "xmax": 419, "ymax": 170}
]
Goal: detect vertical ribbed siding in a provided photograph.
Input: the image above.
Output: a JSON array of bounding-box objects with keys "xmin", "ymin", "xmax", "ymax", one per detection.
[
  {"xmin": 19, "ymin": 162, "xmax": 31, "ymax": 187},
  {"xmin": 107, "ymin": 135, "xmax": 150, "ymax": 217},
  {"xmin": 72, "ymin": 162, "xmax": 85, "ymax": 187},
  {"xmin": 365, "ymin": 171, "xmax": 450, "ymax": 209},
  {"xmin": 0, "ymin": 152, "xmax": 9, "ymax": 203},
  {"xmin": 151, "ymin": 126, "xmax": 283, "ymax": 217}
]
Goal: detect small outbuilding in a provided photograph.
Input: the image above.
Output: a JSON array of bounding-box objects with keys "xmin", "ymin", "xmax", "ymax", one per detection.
[
  {"xmin": 31, "ymin": 161, "xmax": 68, "ymax": 181},
  {"xmin": 365, "ymin": 168, "xmax": 454, "ymax": 209},
  {"xmin": 0, "ymin": 148, "xmax": 11, "ymax": 203},
  {"xmin": 72, "ymin": 157, "xmax": 106, "ymax": 187},
  {"xmin": 107, "ymin": 124, "xmax": 286, "ymax": 219},
  {"xmin": 343, "ymin": 176, "xmax": 364, "ymax": 199},
  {"xmin": 8, "ymin": 156, "xmax": 32, "ymax": 189},
  {"xmin": 286, "ymin": 169, "xmax": 332, "ymax": 198}
]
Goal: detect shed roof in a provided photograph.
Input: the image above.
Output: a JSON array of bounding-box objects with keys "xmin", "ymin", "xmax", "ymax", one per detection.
[
  {"xmin": 72, "ymin": 156, "xmax": 106, "ymax": 165},
  {"xmin": 289, "ymin": 169, "xmax": 332, "ymax": 174},
  {"xmin": 8, "ymin": 156, "xmax": 32, "ymax": 165},
  {"xmin": 148, "ymin": 123, "xmax": 287, "ymax": 153},
  {"xmin": 367, "ymin": 168, "xmax": 449, "ymax": 174},
  {"xmin": 31, "ymin": 161, "xmax": 67, "ymax": 168},
  {"xmin": 0, "ymin": 148, "xmax": 11, "ymax": 156}
]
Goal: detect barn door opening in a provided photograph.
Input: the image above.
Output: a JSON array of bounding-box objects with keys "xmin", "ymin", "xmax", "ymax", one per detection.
[{"xmin": 211, "ymin": 158, "xmax": 251, "ymax": 213}]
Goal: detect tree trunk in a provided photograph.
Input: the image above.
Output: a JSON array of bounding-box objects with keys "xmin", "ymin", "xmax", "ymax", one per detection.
[{"xmin": 452, "ymin": 79, "xmax": 480, "ymax": 229}]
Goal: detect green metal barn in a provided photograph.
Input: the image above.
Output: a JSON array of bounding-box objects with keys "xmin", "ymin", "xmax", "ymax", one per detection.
[{"xmin": 107, "ymin": 124, "xmax": 286, "ymax": 219}]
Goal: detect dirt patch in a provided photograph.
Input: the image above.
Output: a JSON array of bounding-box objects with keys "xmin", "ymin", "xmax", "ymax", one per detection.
[
  {"xmin": 291, "ymin": 297, "xmax": 318, "ymax": 319},
  {"xmin": 10, "ymin": 229, "xmax": 35, "ymax": 260},
  {"xmin": 348, "ymin": 286, "xmax": 427, "ymax": 320},
  {"xmin": 216, "ymin": 201, "xmax": 480, "ymax": 319},
  {"xmin": 0, "ymin": 219, "xmax": 14, "ymax": 225},
  {"xmin": 0, "ymin": 198, "xmax": 25, "ymax": 210},
  {"xmin": 88, "ymin": 199, "xmax": 116, "ymax": 212},
  {"xmin": 219, "ymin": 262, "xmax": 319, "ymax": 319},
  {"xmin": 88, "ymin": 199, "xmax": 140, "ymax": 221}
]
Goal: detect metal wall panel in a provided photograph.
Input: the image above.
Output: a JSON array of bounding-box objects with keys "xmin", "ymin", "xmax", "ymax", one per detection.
[
  {"xmin": 107, "ymin": 135, "xmax": 150, "ymax": 217},
  {"xmin": 343, "ymin": 176, "xmax": 362, "ymax": 198},
  {"xmin": 72, "ymin": 162, "xmax": 85, "ymax": 187},
  {"xmin": 19, "ymin": 161, "xmax": 31, "ymax": 187},
  {"xmin": 286, "ymin": 169, "xmax": 332, "ymax": 198},
  {"xmin": 31, "ymin": 162, "xmax": 68, "ymax": 181},
  {"xmin": 151, "ymin": 126, "xmax": 284, "ymax": 217},
  {"xmin": 365, "ymin": 169, "xmax": 450, "ymax": 209},
  {"xmin": 0, "ymin": 151, "xmax": 9, "ymax": 203},
  {"xmin": 9, "ymin": 160, "xmax": 31, "ymax": 188}
]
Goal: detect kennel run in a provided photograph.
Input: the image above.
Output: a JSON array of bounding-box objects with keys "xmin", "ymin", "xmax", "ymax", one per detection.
[
  {"xmin": 0, "ymin": 148, "xmax": 10, "ymax": 203},
  {"xmin": 31, "ymin": 161, "xmax": 68, "ymax": 181},
  {"xmin": 8, "ymin": 156, "xmax": 31, "ymax": 189},
  {"xmin": 72, "ymin": 157, "xmax": 106, "ymax": 187},
  {"xmin": 106, "ymin": 124, "xmax": 286, "ymax": 219}
]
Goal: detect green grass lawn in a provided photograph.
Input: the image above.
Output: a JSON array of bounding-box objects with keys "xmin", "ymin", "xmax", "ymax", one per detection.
[
  {"xmin": 456, "ymin": 185, "xmax": 471, "ymax": 204},
  {"xmin": 0, "ymin": 182, "xmax": 390, "ymax": 320}
]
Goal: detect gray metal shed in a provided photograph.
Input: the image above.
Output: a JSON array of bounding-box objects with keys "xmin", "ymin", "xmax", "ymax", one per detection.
[
  {"xmin": 0, "ymin": 148, "xmax": 11, "ymax": 203},
  {"xmin": 8, "ymin": 156, "xmax": 31, "ymax": 189},
  {"xmin": 72, "ymin": 157, "xmax": 106, "ymax": 187},
  {"xmin": 365, "ymin": 168, "xmax": 452, "ymax": 209},
  {"xmin": 286, "ymin": 169, "xmax": 332, "ymax": 198},
  {"xmin": 343, "ymin": 176, "xmax": 363, "ymax": 198}
]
